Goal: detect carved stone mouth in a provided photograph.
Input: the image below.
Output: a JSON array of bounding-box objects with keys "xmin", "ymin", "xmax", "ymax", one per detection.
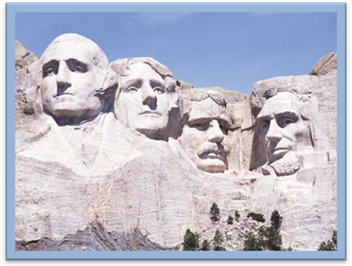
[
  {"xmin": 269, "ymin": 148, "xmax": 291, "ymax": 162},
  {"xmin": 198, "ymin": 143, "xmax": 229, "ymax": 159},
  {"xmin": 54, "ymin": 93, "xmax": 74, "ymax": 98},
  {"xmin": 139, "ymin": 111, "xmax": 160, "ymax": 116},
  {"xmin": 272, "ymin": 148, "xmax": 291, "ymax": 154},
  {"xmin": 206, "ymin": 152, "xmax": 224, "ymax": 160},
  {"xmin": 200, "ymin": 151, "xmax": 225, "ymax": 161}
]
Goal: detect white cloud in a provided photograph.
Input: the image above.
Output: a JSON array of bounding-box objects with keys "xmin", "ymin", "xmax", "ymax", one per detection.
[{"xmin": 135, "ymin": 12, "xmax": 194, "ymax": 26}]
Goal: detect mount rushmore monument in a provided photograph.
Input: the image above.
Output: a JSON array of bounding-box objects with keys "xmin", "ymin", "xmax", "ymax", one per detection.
[{"xmin": 15, "ymin": 34, "xmax": 337, "ymax": 251}]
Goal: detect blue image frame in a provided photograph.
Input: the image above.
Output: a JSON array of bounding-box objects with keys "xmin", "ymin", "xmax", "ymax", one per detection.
[{"xmin": 6, "ymin": 2, "xmax": 346, "ymax": 260}]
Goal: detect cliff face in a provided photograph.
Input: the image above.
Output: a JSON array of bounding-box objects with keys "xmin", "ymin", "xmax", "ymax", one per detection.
[
  {"xmin": 15, "ymin": 40, "xmax": 38, "ymax": 71},
  {"xmin": 15, "ymin": 38, "xmax": 337, "ymax": 251}
]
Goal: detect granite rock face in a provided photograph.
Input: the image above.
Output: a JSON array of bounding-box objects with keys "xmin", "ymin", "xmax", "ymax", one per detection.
[
  {"xmin": 15, "ymin": 35, "xmax": 338, "ymax": 251},
  {"xmin": 15, "ymin": 221, "xmax": 168, "ymax": 251},
  {"xmin": 15, "ymin": 40, "xmax": 38, "ymax": 71},
  {"xmin": 310, "ymin": 52, "xmax": 337, "ymax": 76},
  {"xmin": 176, "ymin": 80, "xmax": 194, "ymax": 91}
]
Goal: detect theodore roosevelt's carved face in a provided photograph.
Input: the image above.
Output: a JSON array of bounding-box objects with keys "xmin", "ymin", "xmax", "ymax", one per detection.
[
  {"xmin": 178, "ymin": 97, "xmax": 230, "ymax": 173},
  {"xmin": 256, "ymin": 92, "xmax": 312, "ymax": 165},
  {"xmin": 40, "ymin": 37, "xmax": 105, "ymax": 120},
  {"xmin": 114, "ymin": 62, "xmax": 169, "ymax": 139}
]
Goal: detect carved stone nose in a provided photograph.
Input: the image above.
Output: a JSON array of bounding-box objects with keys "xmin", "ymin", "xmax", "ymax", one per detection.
[
  {"xmin": 208, "ymin": 120, "xmax": 224, "ymax": 143},
  {"xmin": 56, "ymin": 62, "xmax": 72, "ymax": 89},
  {"xmin": 142, "ymin": 85, "xmax": 157, "ymax": 106},
  {"xmin": 266, "ymin": 120, "xmax": 282, "ymax": 142}
]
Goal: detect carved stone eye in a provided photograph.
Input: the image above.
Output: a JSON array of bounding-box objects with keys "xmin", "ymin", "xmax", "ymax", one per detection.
[
  {"xmin": 46, "ymin": 67, "xmax": 54, "ymax": 76},
  {"xmin": 280, "ymin": 118, "xmax": 296, "ymax": 127},
  {"xmin": 127, "ymin": 86, "xmax": 138, "ymax": 93},
  {"xmin": 153, "ymin": 87, "xmax": 164, "ymax": 94},
  {"xmin": 191, "ymin": 123, "xmax": 209, "ymax": 131},
  {"xmin": 42, "ymin": 61, "xmax": 59, "ymax": 78},
  {"xmin": 75, "ymin": 64, "xmax": 84, "ymax": 72},
  {"xmin": 67, "ymin": 59, "xmax": 87, "ymax": 73},
  {"xmin": 220, "ymin": 124, "xmax": 229, "ymax": 135},
  {"xmin": 261, "ymin": 121, "xmax": 269, "ymax": 129}
]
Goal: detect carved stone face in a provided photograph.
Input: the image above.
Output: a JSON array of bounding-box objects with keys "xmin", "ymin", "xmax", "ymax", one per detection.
[
  {"xmin": 256, "ymin": 92, "xmax": 312, "ymax": 165},
  {"xmin": 40, "ymin": 40, "xmax": 104, "ymax": 119},
  {"xmin": 178, "ymin": 98, "xmax": 230, "ymax": 173},
  {"xmin": 115, "ymin": 62, "xmax": 169, "ymax": 138}
]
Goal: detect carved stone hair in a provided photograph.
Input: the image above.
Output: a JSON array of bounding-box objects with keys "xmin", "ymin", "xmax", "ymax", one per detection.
[
  {"xmin": 43, "ymin": 33, "xmax": 110, "ymax": 69},
  {"xmin": 189, "ymin": 89, "xmax": 227, "ymax": 108},
  {"xmin": 110, "ymin": 57, "xmax": 176, "ymax": 95},
  {"xmin": 250, "ymin": 82, "xmax": 311, "ymax": 118},
  {"xmin": 176, "ymin": 89, "xmax": 228, "ymax": 137}
]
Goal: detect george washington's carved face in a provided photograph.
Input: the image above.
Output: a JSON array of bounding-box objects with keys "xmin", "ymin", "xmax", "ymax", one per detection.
[{"xmin": 40, "ymin": 39, "xmax": 104, "ymax": 119}]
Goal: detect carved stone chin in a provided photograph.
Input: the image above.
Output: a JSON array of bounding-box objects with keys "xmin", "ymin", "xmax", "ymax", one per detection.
[{"xmin": 264, "ymin": 152, "xmax": 300, "ymax": 176}]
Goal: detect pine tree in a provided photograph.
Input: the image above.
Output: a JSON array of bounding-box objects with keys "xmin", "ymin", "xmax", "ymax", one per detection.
[
  {"xmin": 200, "ymin": 239, "xmax": 210, "ymax": 251},
  {"xmin": 243, "ymin": 210, "xmax": 285, "ymax": 251},
  {"xmin": 243, "ymin": 232, "xmax": 262, "ymax": 251},
  {"xmin": 227, "ymin": 215, "xmax": 234, "ymax": 225},
  {"xmin": 318, "ymin": 230, "xmax": 337, "ymax": 251},
  {"xmin": 210, "ymin": 202, "xmax": 220, "ymax": 222},
  {"xmin": 270, "ymin": 210, "xmax": 282, "ymax": 231},
  {"xmin": 265, "ymin": 226, "xmax": 282, "ymax": 251},
  {"xmin": 213, "ymin": 229, "xmax": 224, "ymax": 251},
  {"xmin": 235, "ymin": 210, "xmax": 240, "ymax": 221},
  {"xmin": 183, "ymin": 229, "xmax": 199, "ymax": 251}
]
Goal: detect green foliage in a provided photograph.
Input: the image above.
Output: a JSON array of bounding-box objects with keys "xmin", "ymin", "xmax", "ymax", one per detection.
[
  {"xmin": 318, "ymin": 230, "xmax": 337, "ymax": 251},
  {"xmin": 243, "ymin": 210, "xmax": 284, "ymax": 251},
  {"xmin": 213, "ymin": 229, "xmax": 224, "ymax": 251},
  {"xmin": 243, "ymin": 232, "xmax": 263, "ymax": 251},
  {"xmin": 318, "ymin": 241, "xmax": 336, "ymax": 251},
  {"xmin": 210, "ymin": 202, "xmax": 220, "ymax": 222},
  {"xmin": 270, "ymin": 210, "xmax": 282, "ymax": 230},
  {"xmin": 183, "ymin": 229, "xmax": 199, "ymax": 251},
  {"xmin": 200, "ymin": 239, "xmax": 210, "ymax": 251},
  {"xmin": 235, "ymin": 210, "xmax": 240, "ymax": 220},
  {"xmin": 332, "ymin": 230, "xmax": 337, "ymax": 246},
  {"xmin": 247, "ymin": 212, "xmax": 265, "ymax": 223},
  {"xmin": 243, "ymin": 226, "xmax": 282, "ymax": 251},
  {"xmin": 264, "ymin": 226, "xmax": 282, "ymax": 251},
  {"xmin": 227, "ymin": 215, "xmax": 233, "ymax": 225},
  {"xmin": 213, "ymin": 229, "xmax": 224, "ymax": 244},
  {"xmin": 283, "ymin": 247, "xmax": 293, "ymax": 251}
]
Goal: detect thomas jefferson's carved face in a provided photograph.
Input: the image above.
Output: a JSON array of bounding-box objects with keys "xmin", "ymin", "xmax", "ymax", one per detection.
[
  {"xmin": 256, "ymin": 92, "xmax": 312, "ymax": 165},
  {"xmin": 115, "ymin": 62, "xmax": 169, "ymax": 138},
  {"xmin": 40, "ymin": 40, "xmax": 104, "ymax": 119},
  {"xmin": 178, "ymin": 98, "xmax": 230, "ymax": 173}
]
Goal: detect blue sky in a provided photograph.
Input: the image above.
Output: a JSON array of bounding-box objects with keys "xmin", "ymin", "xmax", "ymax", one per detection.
[{"xmin": 16, "ymin": 12, "xmax": 337, "ymax": 95}]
